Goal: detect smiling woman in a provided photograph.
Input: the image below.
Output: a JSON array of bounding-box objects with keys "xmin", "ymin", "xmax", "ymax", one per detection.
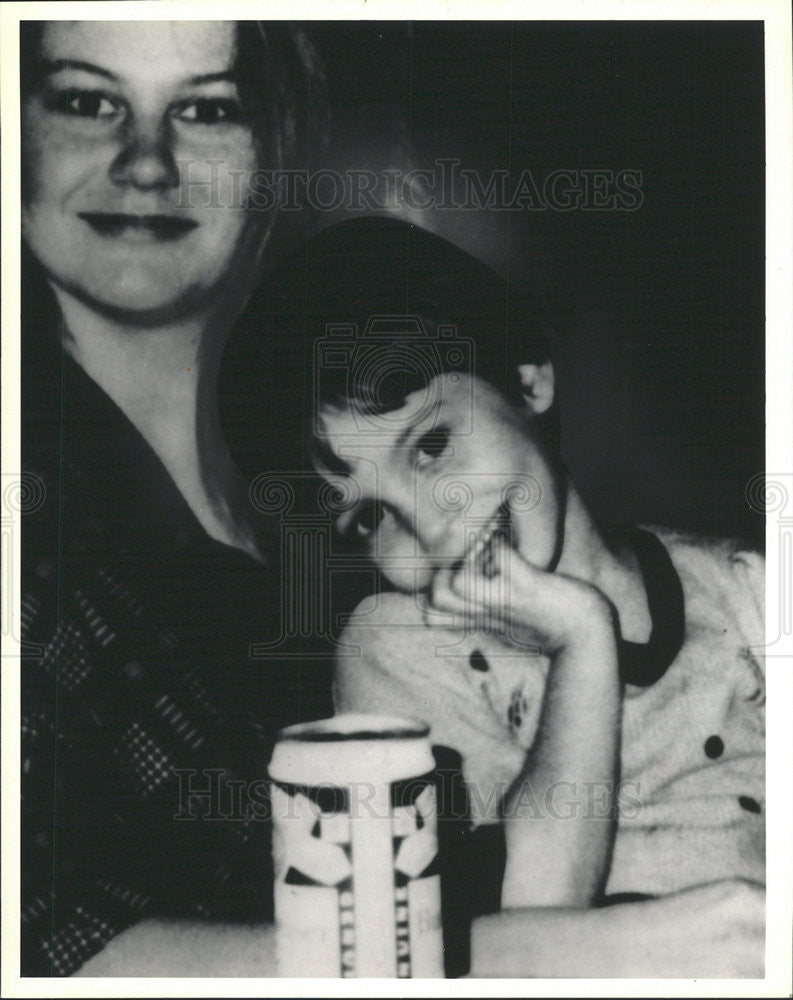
[
  {"xmin": 22, "ymin": 22, "xmax": 266, "ymax": 320},
  {"xmin": 19, "ymin": 20, "xmax": 331, "ymax": 976},
  {"xmin": 20, "ymin": 20, "xmax": 319, "ymax": 321}
]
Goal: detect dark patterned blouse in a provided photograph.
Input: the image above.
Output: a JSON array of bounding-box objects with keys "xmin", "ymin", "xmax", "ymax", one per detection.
[{"xmin": 20, "ymin": 323, "xmax": 333, "ymax": 976}]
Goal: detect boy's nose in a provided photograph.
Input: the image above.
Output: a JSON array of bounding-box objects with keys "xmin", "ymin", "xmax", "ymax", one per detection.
[
  {"xmin": 389, "ymin": 494, "xmax": 458, "ymax": 563},
  {"xmin": 413, "ymin": 509, "xmax": 456, "ymax": 558}
]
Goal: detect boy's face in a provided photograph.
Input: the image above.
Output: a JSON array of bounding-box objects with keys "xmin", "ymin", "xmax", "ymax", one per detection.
[{"xmin": 318, "ymin": 373, "xmax": 562, "ymax": 592}]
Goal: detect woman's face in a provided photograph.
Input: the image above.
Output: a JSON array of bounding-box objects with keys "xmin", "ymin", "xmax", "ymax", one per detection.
[{"xmin": 22, "ymin": 21, "xmax": 267, "ymax": 320}]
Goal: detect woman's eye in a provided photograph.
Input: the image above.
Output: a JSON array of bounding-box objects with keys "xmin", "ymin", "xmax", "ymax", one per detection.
[
  {"xmin": 50, "ymin": 90, "xmax": 121, "ymax": 121},
  {"xmin": 174, "ymin": 98, "xmax": 242, "ymax": 126},
  {"xmin": 416, "ymin": 427, "xmax": 450, "ymax": 460}
]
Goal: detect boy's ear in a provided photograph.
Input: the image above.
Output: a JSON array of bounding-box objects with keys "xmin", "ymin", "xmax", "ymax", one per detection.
[{"xmin": 516, "ymin": 362, "xmax": 555, "ymax": 415}]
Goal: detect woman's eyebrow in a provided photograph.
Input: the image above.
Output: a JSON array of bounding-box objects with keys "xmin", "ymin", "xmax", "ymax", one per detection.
[
  {"xmin": 185, "ymin": 71, "xmax": 237, "ymax": 86},
  {"xmin": 36, "ymin": 63, "xmax": 237, "ymax": 88},
  {"xmin": 39, "ymin": 59, "xmax": 118, "ymax": 81}
]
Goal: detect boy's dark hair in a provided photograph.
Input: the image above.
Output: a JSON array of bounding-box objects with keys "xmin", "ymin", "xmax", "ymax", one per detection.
[{"xmin": 221, "ymin": 216, "xmax": 560, "ymax": 480}]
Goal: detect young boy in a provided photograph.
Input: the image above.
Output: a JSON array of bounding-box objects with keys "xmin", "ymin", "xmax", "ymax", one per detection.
[
  {"xmin": 214, "ymin": 214, "xmax": 765, "ymax": 976},
  {"xmin": 291, "ymin": 217, "xmax": 765, "ymax": 915}
]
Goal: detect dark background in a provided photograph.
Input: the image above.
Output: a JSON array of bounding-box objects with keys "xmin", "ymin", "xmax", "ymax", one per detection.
[{"xmin": 296, "ymin": 21, "xmax": 765, "ymax": 544}]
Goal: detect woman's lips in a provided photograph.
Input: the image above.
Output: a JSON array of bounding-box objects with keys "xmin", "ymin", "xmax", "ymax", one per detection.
[{"xmin": 78, "ymin": 212, "xmax": 198, "ymax": 241}]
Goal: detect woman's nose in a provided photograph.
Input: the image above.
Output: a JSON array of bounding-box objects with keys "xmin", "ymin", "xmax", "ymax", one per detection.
[{"xmin": 109, "ymin": 120, "xmax": 179, "ymax": 191}]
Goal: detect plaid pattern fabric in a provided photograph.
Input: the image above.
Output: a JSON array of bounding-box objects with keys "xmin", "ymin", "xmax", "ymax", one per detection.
[{"xmin": 21, "ymin": 329, "xmax": 333, "ymax": 976}]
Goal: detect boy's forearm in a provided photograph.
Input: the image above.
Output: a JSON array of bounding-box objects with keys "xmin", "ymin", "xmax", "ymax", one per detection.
[
  {"xmin": 470, "ymin": 903, "xmax": 627, "ymax": 977},
  {"xmin": 73, "ymin": 880, "xmax": 764, "ymax": 978},
  {"xmin": 502, "ymin": 618, "xmax": 621, "ymax": 908},
  {"xmin": 469, "ymin": 880, "xmax": 765, "ymax": 978}
]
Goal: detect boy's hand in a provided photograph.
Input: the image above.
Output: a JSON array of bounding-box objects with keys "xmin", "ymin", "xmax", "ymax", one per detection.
[{"xmin": 423, "ymin": 533, "xmax": 615, "ymax": 655}]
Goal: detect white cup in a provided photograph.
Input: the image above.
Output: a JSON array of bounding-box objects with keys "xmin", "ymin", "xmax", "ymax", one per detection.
[{"xmin": 269, "ymin": 713, "xmax": 444, "ymax": 978}]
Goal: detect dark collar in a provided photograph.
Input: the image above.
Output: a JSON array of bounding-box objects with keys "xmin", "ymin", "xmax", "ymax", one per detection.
[{"xmin": 610, "ymin": 526, "xmax": 685, "ymax": 687}]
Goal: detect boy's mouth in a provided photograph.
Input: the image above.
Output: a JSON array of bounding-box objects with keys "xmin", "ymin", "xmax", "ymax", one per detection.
[
  {"xmin": 482, "ymin": 499, "xmax": 514, "ymax": 545},
  {"xmin": 465, "ymin": 498, "xmax": 518, "ymax": 578}
]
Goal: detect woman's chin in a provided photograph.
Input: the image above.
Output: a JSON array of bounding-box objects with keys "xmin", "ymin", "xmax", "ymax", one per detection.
[{"xmin": 64, "ymin": 271, "xmax": 205, "ymax": 324}]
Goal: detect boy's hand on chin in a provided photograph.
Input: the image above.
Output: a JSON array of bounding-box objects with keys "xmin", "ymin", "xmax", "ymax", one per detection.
[{"xmin": 423, "ymin": 535, "xmax": 616, "ymax": 656}]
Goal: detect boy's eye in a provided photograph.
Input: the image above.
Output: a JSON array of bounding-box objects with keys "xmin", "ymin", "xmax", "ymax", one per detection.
[
  {"xmin": 174, "ymin": 98, "xmax": 242, "ymax": 126},
  {"xmin": 354, "ymin": 501, "xmax": 383, "ymax": 538},
  {"xmin": 49, "ymin": 89, "xmax": 122, "ymax": 121},
  {"xmin": 416, "ymin": 427, "xmax": 450, "ymax": 460}
]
